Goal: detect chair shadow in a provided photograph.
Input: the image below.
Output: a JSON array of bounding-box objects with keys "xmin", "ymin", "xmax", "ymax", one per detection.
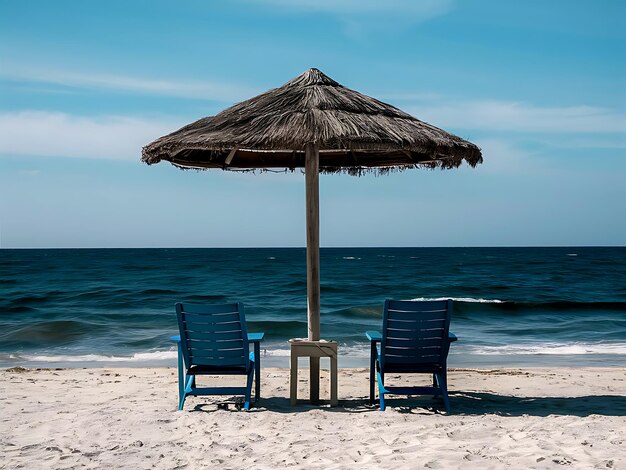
[
  {"xmin": 190, "ymin": 396, "xmax": 376, "ymax": 414},
  {"xmin": 425, "ymin": 391, "xmax": 626, "ymax": 417},
  {"xmin": 189, "ymin": 392, "xmax": 626, "ymax": 417}
]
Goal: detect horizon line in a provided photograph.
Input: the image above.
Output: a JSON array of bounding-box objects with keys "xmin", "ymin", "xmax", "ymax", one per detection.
[{"xmin": 1, "ymin": 245, "xmax": 624, "ymax": 250}]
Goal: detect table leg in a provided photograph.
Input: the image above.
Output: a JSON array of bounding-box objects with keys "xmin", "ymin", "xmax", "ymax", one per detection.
[
  {"xmin": 290, "ymin": 351, "xmax": 298, "ymax": 406},
  {"xmin": 310, "ymin": 356, "xmax": 320, "ymax": 404},
  {"xmin": 330, "ymin": 354, "xmax": 338, "ymax": 406}
]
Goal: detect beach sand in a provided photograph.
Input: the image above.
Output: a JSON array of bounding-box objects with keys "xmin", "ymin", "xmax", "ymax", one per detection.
[{"xmin": 1, "ymin": 367, "xmax": 624, "ymax": 469}]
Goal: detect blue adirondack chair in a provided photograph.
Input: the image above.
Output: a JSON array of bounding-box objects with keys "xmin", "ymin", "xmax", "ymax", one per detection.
[
  {"xmin": 171, "ymin": 302, "xmax": 264, "ymax": 411},
  {"xmin": 366, "ymin": 299, "xmax": 457, "ymax": 412}
]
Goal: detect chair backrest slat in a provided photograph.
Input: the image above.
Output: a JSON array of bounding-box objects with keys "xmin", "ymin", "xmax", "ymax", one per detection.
[
  {"xmin": 381, "ymin": 299, "xmax": 452, "ymax": 370},
  {"xmin": 186, "ymin": 330, "xmax": 244, "ymax": 342},
  {"xmin": 384, "ymin": 327, "xmax": 443, "ymax": 340},
  {"xmin": 187, "ymin": 338, "xmax": 244, "ymax": 350},
  {"xmin": 182, "ymin": 311, "xmax": 241, "ymax": 325},
  {"xmin": 193, "ymin": 357, "xmax": 249, "ymax": 367},
  {"xmin": 385, "ymin": 337, "xmax": 444, "ymax": 349},
  {"xmin": 184, "ymin": 320, "xmax": 245, "ymax": 333},
  {"xmin": 181, "ymin": 303, "xmax": 242, "ymax": 315},
  {"xmin": 188, "ymin": 348, "xmax": 247, "ymax": 359},
  {"xmin": 176, "ymin": 302, "xmax": 249, "ymax": 371}
]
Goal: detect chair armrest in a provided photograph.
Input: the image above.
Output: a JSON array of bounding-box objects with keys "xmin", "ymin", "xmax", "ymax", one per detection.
[
  {"xmin": 448, "ymin": 332, "xmax": 458, "ymax": 342},
  {"xmin": 247, "ymin": 332, "xmax": 265, "ymax": 343},
  {"xmin": 170, "ymin": 335, "xmax": 181, "ymax": 343},
  {"xmin": 366, "ymin": 331, "xmax": 382, "ymax": 343}
]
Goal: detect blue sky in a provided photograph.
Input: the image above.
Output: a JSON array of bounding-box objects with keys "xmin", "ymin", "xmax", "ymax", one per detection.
[{"xmin": 0, "ymin": 0, "xmax": 624, "ymax": 248}]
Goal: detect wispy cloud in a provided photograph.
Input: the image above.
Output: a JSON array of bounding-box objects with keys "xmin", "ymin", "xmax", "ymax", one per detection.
[
  {"xmin": 375, "ymin": 91, "xmax": 443, "ymax": 102},
  {"xmin": 241, "ymin": 0, "xmax": 452, "ymax": 17},
  {"xmin": 408, "ymin": 100, "xmax": 626, "ymax": 134},
  {"xmin": 1, "ymin": 66, "xmax": 257, "ymax": 102},
  {"xmin": 239, "ymin": 0, "xmax": 453, "ymax": 39},
  {"xmin": 0, "ymin": 111, "xmax": 184, "ymax": 160},
  {"xmin": 473, "ymin": 138, "xmax": 542, "ymax": 174}
]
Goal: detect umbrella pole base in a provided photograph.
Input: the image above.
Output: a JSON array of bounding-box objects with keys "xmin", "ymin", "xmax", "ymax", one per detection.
[{"xmin": 289, "ymin": 339, "xmax": 338, "ymax": 406}]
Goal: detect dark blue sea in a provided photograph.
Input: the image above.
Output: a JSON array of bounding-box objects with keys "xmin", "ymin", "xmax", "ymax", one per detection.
[{"xmin": 1, "ymin": 247, "xmax": 625, "ymax": 368}]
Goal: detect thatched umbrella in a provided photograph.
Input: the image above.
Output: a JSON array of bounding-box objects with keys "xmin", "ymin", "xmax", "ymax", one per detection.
[{"xmin": 142, "ymin": 68, "xmax": 482, "ymax": 401}]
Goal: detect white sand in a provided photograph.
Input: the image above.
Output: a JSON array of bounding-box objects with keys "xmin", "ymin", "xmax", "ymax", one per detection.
[{"xmin": 1, "ymin": 367, "xmax": 625, "ymax": 469}]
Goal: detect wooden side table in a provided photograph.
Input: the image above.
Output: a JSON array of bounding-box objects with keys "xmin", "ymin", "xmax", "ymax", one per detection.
[{"xmin": 289, "ymin": 339, "xmax": 338, "ymax": 406}]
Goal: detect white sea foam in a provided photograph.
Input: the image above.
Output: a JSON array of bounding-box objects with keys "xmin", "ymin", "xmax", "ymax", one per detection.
[
  {"xmin": 342, "ymin": 256, "xmax": 360, "ymax": 260},
  {"xmin": 21, "ymin": 350, "xmax": 178, "ymax": 363},
  {"xmin": 262, "ymin": 348, "xmax": 291, "ymax": 357},
  {"xmin": 410, "ymin": 297, "xmax": 504, "ymax": 304},
  {"xmin": 7, "ymin": 342, "xmax": 626, "ymax": 369},
  {"xmin": 467, "ymin": 343, "xmax": 626, "ymax": 356},
  {"xmin": 14, "ymin": 346, "xmax": 369, "ymax": 364}
]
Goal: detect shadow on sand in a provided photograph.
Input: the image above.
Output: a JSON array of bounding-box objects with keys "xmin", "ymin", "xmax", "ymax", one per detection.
[{"xmin": 190, "ymin": 392, "xmax": 626, "ymax": 417}]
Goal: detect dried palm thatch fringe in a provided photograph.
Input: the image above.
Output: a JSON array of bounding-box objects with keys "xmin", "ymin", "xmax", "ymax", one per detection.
[{"xmin": 142, "ymin": 68, "xmax": 482, "ymax": 175}]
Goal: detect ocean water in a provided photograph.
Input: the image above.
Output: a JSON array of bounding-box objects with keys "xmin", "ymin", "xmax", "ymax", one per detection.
[{"xmin": 1, "ymin": 247, "xmax": 625, "ymax": 368}]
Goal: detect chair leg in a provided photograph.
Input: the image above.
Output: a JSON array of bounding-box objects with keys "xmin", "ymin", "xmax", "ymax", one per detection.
[
  {"xmin": 185, "ymin": 375, "xmax": 196, "ymax": 396},
  {"xmin": 178, "ymin": 374, "xmax": 196, "ymax": 411},
  {"xmin": 433, "ymin": 373, "xmax": 441, "ymax": 398},
  {"xmin": 177, "ymin": 343, "xmax": 185, "ymax": 410},
  {"xmin": 369, "ymin": 342, "xmax": 376, "ymax": 404},
  {"xmin": 179, "ymin": 374, "xmax": 194, "ymax": 411},
  {"xmin": 253, "ymin": 344, "xmax": 261, "ymax": 402},
  {"xmin": 437, "ymin": 372, "xmax": 451, "ymax": 413},
  {"xmin": 377, "ymin": 369, "xmax": 386, "ymax": 411},
  {"xmin": 244, "ymin": 368, "xmax": 254, "ymax": 411}
]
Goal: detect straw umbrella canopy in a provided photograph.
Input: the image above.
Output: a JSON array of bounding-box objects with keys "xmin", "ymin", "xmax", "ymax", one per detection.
[
  {"xmin": 143, "ymin": 68, "xmax": 481, "ymax": 173},
  {"xmin": 142, "ymin": 68, "xmax": 482, "ymax": 399}
]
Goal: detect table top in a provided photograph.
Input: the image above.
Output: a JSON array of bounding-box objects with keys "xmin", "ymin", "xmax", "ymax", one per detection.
[{"xmin": 288, "ymin": 338, "xmax": 337, "ymax": 345}]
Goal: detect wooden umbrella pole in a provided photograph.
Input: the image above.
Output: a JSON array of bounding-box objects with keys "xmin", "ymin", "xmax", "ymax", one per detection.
[{"xmin": 305, "ymin": 141, "xmax": 320, "ymax": 403}]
